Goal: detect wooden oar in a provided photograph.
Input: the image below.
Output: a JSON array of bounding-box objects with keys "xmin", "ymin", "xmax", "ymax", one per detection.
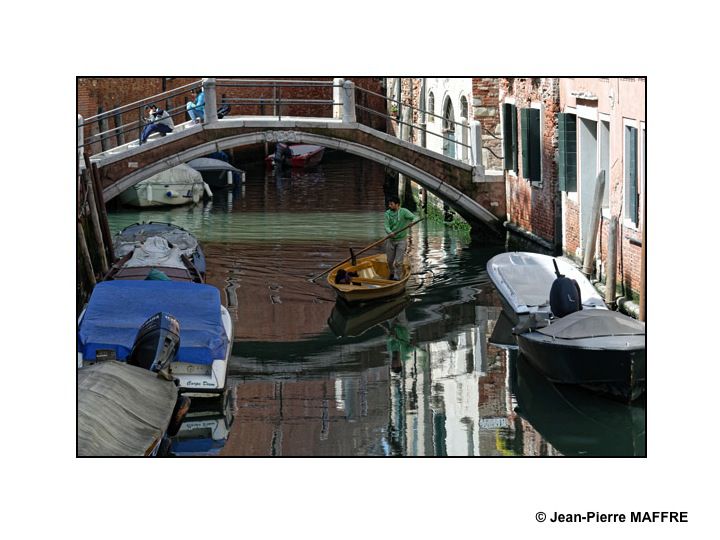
[{"xmin": 309, "ymin": 218, "xmax": 424, "ymax": 282}]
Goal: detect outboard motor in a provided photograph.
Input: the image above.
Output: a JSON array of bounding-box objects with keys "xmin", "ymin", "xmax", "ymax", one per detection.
[
  {"xmin": 549, "ymin": 259, "xmax": 582, "ymax": 318},
  {"xmin": 128, "ymin": 312, "xmax": 180, "ymax": 381}
]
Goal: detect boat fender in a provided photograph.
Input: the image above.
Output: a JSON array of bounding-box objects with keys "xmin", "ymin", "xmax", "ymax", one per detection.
[
  {"xmin": 166, "ymin": 190, "xmax": 178, "ymax": 198},
  {"xmin": 203, "ymin": 182, "xmax": 213, "ymax": 199}
]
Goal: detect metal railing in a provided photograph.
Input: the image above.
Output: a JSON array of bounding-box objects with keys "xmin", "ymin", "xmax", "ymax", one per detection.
[
  {"xmin": 354, "ymin": 85, "xmax": 474, "ymax": 164},
  {"xmin": 215, "ymin": 78, "xmax": 341, "ymax": 121},
  {"xmin": 77, "ymin": 78, "xmax": 484, "ymax": 169},
  {"xmin": 78, "ymin": 79, "xmax": 205, "ymax": 155}
]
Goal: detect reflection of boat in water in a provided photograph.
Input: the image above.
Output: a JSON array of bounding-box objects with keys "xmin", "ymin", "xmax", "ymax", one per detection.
[
  {"xmin": 513, "ymin": 353, "xmax": 646, "ymax": 456},
  {"xmin": 170, "ymin": 388, "xmax": 235, "ymax": 456},
  {"xmin": 487, "ymin": 251, "xmax": 646, "ymax": 403},
  {"xmin": 327, "ymin": 253, "xmax": 410, "ymax": 304},
  {"xmin": 328, "ymin": 295, "xmax": 409, "ymax": 337}
]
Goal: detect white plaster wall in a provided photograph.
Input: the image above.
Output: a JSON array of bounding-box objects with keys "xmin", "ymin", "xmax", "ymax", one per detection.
[{"xmin": 424, "ymin": 78, "xmax": 473, "ymax": 158}]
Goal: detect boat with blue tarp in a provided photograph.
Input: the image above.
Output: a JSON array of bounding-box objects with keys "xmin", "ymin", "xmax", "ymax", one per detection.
[{"xmin": 77, "ymin": 280, "xmax": 232, "ymax": 396}]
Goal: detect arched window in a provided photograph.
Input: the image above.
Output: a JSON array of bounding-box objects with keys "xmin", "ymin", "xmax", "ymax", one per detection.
[
  {"xmin": 460, "ymin": 95, "xmax": 469, "ymax": 120},
  {"xmin": 427, "ymin": 91, "xmax": 435, "ymax": 122},
  {"xmin": 442, "ymin": 98, "xmax": 455, "ymax": 132}
]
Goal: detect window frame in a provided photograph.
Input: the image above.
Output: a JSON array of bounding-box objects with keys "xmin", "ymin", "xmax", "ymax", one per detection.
[{"xmin": 623, "ymin": 118, "xmax": 641, "ymax": 230}]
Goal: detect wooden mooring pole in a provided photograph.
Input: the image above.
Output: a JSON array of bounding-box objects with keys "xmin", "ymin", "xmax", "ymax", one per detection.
[
  {"xmin": 85, "ymin": 156, "xmax": 115, "ymax": 262},
  {"xmin": 582, "ymin": 171, "xmax": 606, "ymax": 277},
  {"xmin": 605, "ymin": 216, "xmax": 618, "ymax": 307},
  {"xmin": 83, "ymin": 169, "xmax": 108, "ymax": 275},
  {"xmin": 77, "ymin": 221, "xmax": 96, "ymax": 288}
]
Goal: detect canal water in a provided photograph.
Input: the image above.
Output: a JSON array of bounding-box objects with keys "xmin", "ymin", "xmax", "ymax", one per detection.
[{"xmin": 106, "ymin": 151, "xmax": 646, "ymax": 457}]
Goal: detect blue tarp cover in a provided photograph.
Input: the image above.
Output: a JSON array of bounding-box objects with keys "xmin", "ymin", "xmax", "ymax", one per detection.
[{"xmin": 78, "ymin": 280, "xmax": 228, "ymax": 365}]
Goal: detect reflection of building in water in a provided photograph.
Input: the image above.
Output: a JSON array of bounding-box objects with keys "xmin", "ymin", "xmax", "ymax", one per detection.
[{"xmin": 390, "ymin": 304, "xmax": 519, "ymax": 456}]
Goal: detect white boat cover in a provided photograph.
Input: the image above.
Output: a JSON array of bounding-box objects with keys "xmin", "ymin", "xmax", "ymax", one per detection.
[
  {"xmin": 138, "ymin": 163, "xmax": 203, "ymax": 187},
  {"xmin": 488, "ymin": 252, "xmax": 606, "ymax": 314},
  {"xmin": 124, "ymin": 236, "xmax": 186, "ymax": 269},
  {"xmin": 537, "ymin": 310, "xmax": 646, "ymax": 340}
]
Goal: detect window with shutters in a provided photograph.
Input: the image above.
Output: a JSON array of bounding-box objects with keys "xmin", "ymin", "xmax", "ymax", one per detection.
[
  {"xmin": 520, "ymin": 106, "xmax": 542, "ymax": 185},
  {"xmin": 502, "ymin": 102, "xmax": 517, "ymax": 172},
  {"xmin": 624, "ymin": 122, "xmax": 639, "ymax": 227},
  {"xmin": 557, "ymin": 112, "xmax": 577, "ymax": 192}
]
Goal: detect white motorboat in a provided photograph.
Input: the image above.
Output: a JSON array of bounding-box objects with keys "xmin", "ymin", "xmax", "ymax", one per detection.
[
  {"xmin": 119, "ymin": 164, "xmax": 207, "ymax": 207},
  {"xmin": 77, "ymin": 280, "xmax": 233, "ymax": 397},
  {"xmin": 487, "ymin": 252, "xmax": 646, "ymax": 402}
]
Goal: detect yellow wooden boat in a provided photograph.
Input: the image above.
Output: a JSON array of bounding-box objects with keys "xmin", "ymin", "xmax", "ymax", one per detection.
[{"xmin": 327, "ymin": 253, "xmax": 410, "ymax": 304}]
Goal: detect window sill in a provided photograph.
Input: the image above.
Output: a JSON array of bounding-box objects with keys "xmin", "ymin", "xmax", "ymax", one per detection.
[{"xmin": 623, "ymin": 217, "xmax": 639, "ymax": 231}]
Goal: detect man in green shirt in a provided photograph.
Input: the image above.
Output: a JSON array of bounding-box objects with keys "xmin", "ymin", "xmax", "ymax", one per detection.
[{"xmin": 384, "ymin": 195, "xmax": 417, "ymax": 280}]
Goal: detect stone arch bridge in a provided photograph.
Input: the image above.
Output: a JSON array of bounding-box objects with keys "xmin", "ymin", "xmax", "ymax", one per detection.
[{"xmin": 81, "ymin": 79, "xmax": 506, "ymax": 238}]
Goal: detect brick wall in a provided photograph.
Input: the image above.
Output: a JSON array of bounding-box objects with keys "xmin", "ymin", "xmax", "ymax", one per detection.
[
  {"xmin": 472, "ymin": 78, "xmax": 503, "ymax": 171},
  {"xmin": 499, "ymin": 78, "xmax": 559, "ymax": 247},
  {"xmin": 77, "ymin": 77, "xmax": 386, "ymax": 154}
]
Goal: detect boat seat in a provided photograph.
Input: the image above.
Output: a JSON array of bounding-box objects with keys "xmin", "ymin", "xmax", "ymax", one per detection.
[{"xmin": 350, "ymin": 277, "xmax": 397, "ymax": 286}]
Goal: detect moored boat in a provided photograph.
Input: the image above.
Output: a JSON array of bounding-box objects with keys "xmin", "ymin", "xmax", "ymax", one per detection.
[
  {"xmin": 119, "ymin": 164, "xmax": 206, "ymax": 207},
  {"xmin": 486, "ymin": 251, "xmax": 605, "ymax": 323},
  {"xmin": 265, "ymin": 144, "xmax": 324, "ymax": 168},
  {"xmin": 515, "ymin": 309, "xmax": 646, "ymax": 402},
  {"xmin": 486, "ymin": 251, "xmax": 646, "ymax": 402},
  {"xmin": 327, "ymin": 253, "xmax": 410, "ymax": 304},
  {"xmin": 78, "ymin": 360, "xmax": 186, "ymax": 456},
  {"xmin": 187, "ymin": 157, "xmax": 245, "ymax": 189},
  {"xmin": 77, "ymin": 280, "xmax": 233, "ymax": 396},
  {"xmin": 107, "ymin": 222, "xmax": 205, "ymax": 283}
]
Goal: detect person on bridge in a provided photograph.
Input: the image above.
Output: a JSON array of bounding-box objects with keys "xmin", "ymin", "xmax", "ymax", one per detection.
[
  {"xmin": 186, "ymin": 87, "xmax": 205, "ymax": 123},
  {"xmin": 384, "ymin": 195, "xmax": 416, "ymax": 280},
  {"xmin": 139, "ymin": 104, "xmax": 174, "ymax": 144}
]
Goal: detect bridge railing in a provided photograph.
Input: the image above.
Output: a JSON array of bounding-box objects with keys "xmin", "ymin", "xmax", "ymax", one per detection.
[
  {"xmin": 77, "ymin": 77, "xmax": 482, "ymax": 170},
  {"xmin": 215, "ymin": 78, "xmax": 342, "ymax": 120},
  {"xmin": 353, "ymin": 85, "xmax": 483, "ymax": 168},
  {"xmin": 78, "ymin": 79, "xmax": 205, "ymax": 157}
]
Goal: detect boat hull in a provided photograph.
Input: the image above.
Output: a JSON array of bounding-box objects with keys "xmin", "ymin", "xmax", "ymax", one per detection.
[
  {"xmin": 265, "ymin": 145, "xmax": 324, "ymax": 168},
  {"xmin": 119, "ymin": 181, "xmax": 204, "ymax": 207},
  {"xmin": 327, "ymin": 253, "xmax": 410, "ymax": 304},
  {"xmin": 517, "ymin": 331, "xmax": 646, "ymax": 403}
]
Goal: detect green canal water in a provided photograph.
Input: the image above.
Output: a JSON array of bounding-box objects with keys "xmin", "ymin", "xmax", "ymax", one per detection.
[{"xmin": 105, "ymin": 151, "xmax": 646, "ymax": 457}]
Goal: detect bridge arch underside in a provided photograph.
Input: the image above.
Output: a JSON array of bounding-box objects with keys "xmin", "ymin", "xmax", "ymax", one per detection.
[{"xmin": 100, "ymin": 129, "xmax": 501, "ymax": 238}]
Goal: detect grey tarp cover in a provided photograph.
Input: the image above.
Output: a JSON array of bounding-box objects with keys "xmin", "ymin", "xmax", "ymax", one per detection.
[
  {"xmin": 78, "ymin": 361, "xmax": 178, "ymax": 456},
  {"xmin": 124, "ymin": 236, "xmax": 185, "ymax": 269},
  {"xmin": 538, "ymin": 309, "xmax": 646, "ymax": 340},
  {"xmin": 187, "ymin": 157, "xmax": 241, "ymax": 172},
  {"xmin": 114, "ymin": 226, "xmax": 199, "ymax": 259}
]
